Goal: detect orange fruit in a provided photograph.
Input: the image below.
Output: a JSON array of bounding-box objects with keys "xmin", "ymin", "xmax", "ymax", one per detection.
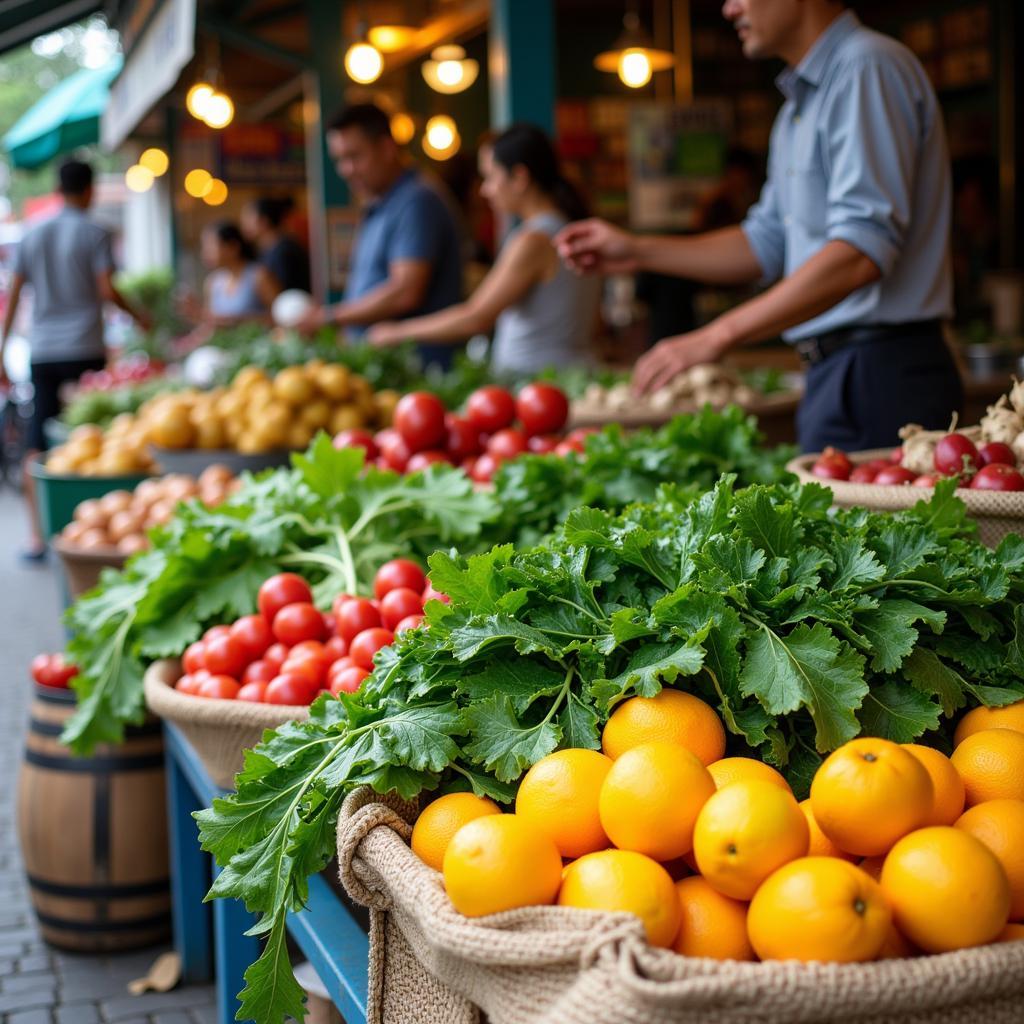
[
  {"xmin": 858, "ymin": 855, "xmax": 885, "ymax": 881},
  {"xmin": 901, "ymin": 744, "xmax": 966, "ymax": 826},
  {"xmin": 747, "ymin": 857, "xmax": 891, "ymax": 963},
  {"xmin": 995, "ymin": 922, "xmax": 1024, "ymax": 943},
  {"xmin": 442, "ymin": 814, "xmax": 562, "ymax": 917},
  {"xmin": 875, "ymin": 922, "xmax": 920, "ymax": 959},
  {"xmin": 558, "ymin": 848, "xmax": 680, "ymax": 948},
  {"xmin": 601, "ymin": 689, "xmax": 725, "ymax": 765},
  {"xmin": 693, "ymin": 779, "xmax": 809, "ymax": 900},
  {"xmin": 598, "ymin": 741, "xmax": 715, "ymax": 861},
  {"xmin": 950, "ymin": 728, "xmax": 1024, "ymax": 806},
  {"xmin": 515, "ymin": 748, "xmax": 613, "ymax": 858},
  {"xmin": 799, "ymin": 800, "xmax": 856, "ymax": 861},
  {"xmin": 707, "ymin": 757, "xmax": 791, "ymax": 793},
  {"xmin": 672, "ymin": 876, "xmax": 754, "ymax": 961},
  {"xmin": 880, "ymin": 826, "xmax": 1011, "ymax": 952},
  {"xmin": 955, "ymin": 799, "xmax": 1024, "ymax": 920},
  {"xmin": 411, "ymin": 792, "xmax": 501, "ymax": 871},
  {"xmin": 810, "ymin": 738, "xmax": 933, "ymax": 856},
  {"xmin": 954, "ymin": 699, "xmax": 1024, "ymax": 746}
]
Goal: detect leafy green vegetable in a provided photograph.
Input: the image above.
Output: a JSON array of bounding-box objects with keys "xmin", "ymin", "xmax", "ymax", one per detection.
[{"xmin": 197, "ymin": 476, "xmax": 1024, "ymax": 1023}]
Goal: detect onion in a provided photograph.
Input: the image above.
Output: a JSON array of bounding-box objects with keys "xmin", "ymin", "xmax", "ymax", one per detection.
[
  {"xmin": 146, "ymin": 499, "xmax": 176, "ymax": 526},
  {"xmin": 99, "ymin": 490, "xmax": 133, "ymax": 517},
  {"xmin": 62, "ymin": 522, "xmax": 88, "ymax": 543},
  {"xmin": 77, "ymin": 528, "xmax": 110, "ymax": 549},
  {"xmin": 117, "ymin": 534, "xmax": 149, "ymax": 555},
  {"xmin": 133, "ymin": 479, "xmax": 164, "ymax": 508},
  {"xmin": 74, "ymin": 499, "xmax": 105, "ymax": 526},
  {"xmin": 199, "ymin": 464, "xmax": 233, "ymax": 488},
  {"xmin": 108, "ymin": 509, "xmax": 144, "ymax": 543}
]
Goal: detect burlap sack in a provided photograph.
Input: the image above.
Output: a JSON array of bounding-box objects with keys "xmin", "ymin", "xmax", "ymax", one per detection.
[
  {"xmin": 788, "ymin": 450, "xmax": 1024, "ymax": 547},
  {"xmin": 337, "ymin": 788, "xmax": 1024, "ymax": 1024},
  {"xmin": 143, "ymin": 659, "xmax": 308, "ymax": 788}
]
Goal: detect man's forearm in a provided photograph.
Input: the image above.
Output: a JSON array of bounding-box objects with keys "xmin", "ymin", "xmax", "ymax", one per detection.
[
  {"xmin": 709, "ymin": 240, "xmax": 882, "ymax": 350},
  {"xmin": 633, "ymin": 226, "xmax": 763, "ymax": 286},
  {"xmin": 331, "ymin": 280, "xmax": 420, "ymax": 328}
]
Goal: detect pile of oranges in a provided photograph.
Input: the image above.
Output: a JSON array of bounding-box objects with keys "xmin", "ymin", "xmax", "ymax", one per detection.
[{"xmin": 411, "ymin": 689, "xmax": 1024, "ymax": 963}]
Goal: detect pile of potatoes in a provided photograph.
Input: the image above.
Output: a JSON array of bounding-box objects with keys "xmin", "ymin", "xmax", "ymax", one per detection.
[
  {"xmin": 46, "ymin": 423, "xmax": 158, "ymax": 476},
  {"xmin": 139, "ymin": 361, "xmax": 401, "ymax": 454},
  {"xmin": 60, "ymin": 465, "xmax": 239, "ymax": 555}
]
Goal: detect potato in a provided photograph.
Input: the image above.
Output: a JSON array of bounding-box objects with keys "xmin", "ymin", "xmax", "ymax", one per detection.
[
  {"xmin": 195, "ymin": 419, "xmax": 226, "ymax": 450},
  {"xmin": 301, "ymin": 399, "xmax": 332, "ymax": 430},
  {"xmin": 150, "ymin": 407, "xmax": 195, "ymax": 449},
  {"xmin": 315, "ymin": 364, "xmax": 352, "ymax": 401},
  {"xmin": 273, "ymin": 366, "xmax": 315, "ymax": 406},
  {"xmin": 68, "ymin": 424, "xmax": 104, "ymax": 446},
  {"xmin": 372, "ymin": 389, "xmax": 400, "ymax": 426},
  {"xmin": 330, "ymin": 406, "xmax": 365, "ymax": 434},
  {"xmin": 287, "ymin": 422, "xmax": 315, "ymax": 451}
]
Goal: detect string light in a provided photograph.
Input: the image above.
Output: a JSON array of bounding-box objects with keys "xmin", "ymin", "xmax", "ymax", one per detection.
[
  {"xmin": 186, "ymin": 83, "xmax": 214, "ymax": 119},
  {"xmin": 344, "ymin": 41, "xmax": 383, "ymax": 84},
  {"xmin": 184, "ymin": 169, "xmax": 213, "ymax": 198},
  {"xmin": 203, "ymin": 179, "xmax": 229, "ymax": 206},
  {"xmin": 390, "ymin": 112, "xmax": 416, "ymax": 145},
  {"xmin": 125, "ymin": 165, "xmax": 154, "ymax": 193},
  {"xmin": 422, "ymin": 115, "xmax": 460, "ymax": 160},
  {"xmin": 421, "ymin": 45, "xmax": 478, "ymax": 95},
  {"xmin": 203, "ymin": 92, "xmax": 234, "ymax": 129},
  {"xmin": 139, "ymin": 148, "xmax": 168, "ymax": 176}
]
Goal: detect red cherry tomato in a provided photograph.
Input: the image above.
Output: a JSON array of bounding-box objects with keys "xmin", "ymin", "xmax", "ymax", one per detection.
[
  {"xmin": 970, "ymin": 463, "xmax": 1024, "ymax": 491},
  {"xmin": 324, "ymin": 636, "xmax": 349, "ymax": 663},
  {"xmin": 192, "ymin": 669, "xmax": 212, "ymax": 685},
  {"xmin": 554, "ymin": 439, "xmax": 584, "ymax": 457},
  {"xmin": 978, "ymin": 441, "xmax": 1017, "ymax": 467},
  {"xmin": 272, "ymin": 602, "xmax": 327, "ymax": 646},
  {"xmin": 515, "ymin": 383, "xmax": 569, "ymax": 436},
  {"xmin": 30, "ymin": 654, "xmax": 52, "ymax": 686},
  {"xmin": 376, "ymin": 429, "xmax": 412, "ymax": 472},
  {"xmin": 229, "ymin": 615, "xmax": 273, "ymax": 663},
  {"xmin": 322, "ymin": 611, "xmax": 336, "ymax": 635},
  {"xmin": 264, "ymin": 643, "xmax": 289, "ymax": 672},
  {"xmin": 176, "ymin": 673, "xmax": 201, "ymax": 695},
  {"xmin": 349, "ymin": 628, "xmax": 395, "ymax": 670},
  {"xmin": 934, "ymin": 433, "xmax": 981, "ymax": 477},
  {"xmin": 258, "ymin": 573, "xmax": 313, "ymax": 623},
  {"xmin": 374, "ymin": 559, "xmax": 427, "ymax": 600},
  {"xmin": 47, "ymin": 655, "xmax": 78, "ymax": 688},
  {"xmin": 379, "ymin": 587, "xmax": 425, "ymax": 630},
  {"xmin": 236, "ymin": 681, "xmax": 268, "ymax": 703},
  {"xmin": 336, "ymin": 597, "xmax": 383, "ymax": 643},
  {"xmin": 242, "ymin": 659, "xmax": 277, "ymax": 686},
  {"xmin": 395, "ymin": 614, "xmax": 425, "ymax": 634},
  {"xmin": 466, "ymin": 386, "xmax": 516, "ymax": 433},
  {"xmin": 422, "ymin": 581, "xmax": 450, "ymax": 605},
  {"xmin": 331, "ymin": 593, "xmax": 354, "ymax": 621},
  {"xmin": 487, "ymin": 428, "xmax": 529, "ymax": 460},
  {"xmin": 811, "ymin": 447, "xmax": 853, "ymax": 481},
  {"xmin": 328, "ymin": 656, "xmax": 357, "ymax": 680},
  {"xmin": 198, "ymin": 675, "xmax": 241, "ymax": 700},
  {"xmin": 332, "ymin": 428, "xmax": 379, "ymax": 461},
  {"xmin": 282, "ymin": 651, "xmax": 329, "ymax": 688},
  {"xmin": 445, "ymin": 415, "xmax": 483, "ymax": 461},
  {"xmin": 182, "ymin": 641, "xmax": 207, "ymax": 675},
  {"xmin": 264, "ymin": 673, "xmax": 318, "ymax": 706},
  {"xmin": 407, "ymin": 450, "xmax": 451, "ymax": 473},
  {"xmin": 873, "ymin": 465, "xmax": 918, "ymax": 485},
  {"xmin": 394, "ymin": 391, "xmax": 447, "ymax": 452},
  {"xmin": 203, "ymin": 624, "xmax": 232, "ymax": 645},
  {"xmin": 527, "ymin": 434, "xmax": 561, "ymax": 454},
  {"xmin": 329, "ymin": 666, "xmax": 369, "ymax": 695},
  {"xmin": 204, "ymin": 634, "xmax": 250, "ymax": 679},
  {"xmin": 470, "ymin": 452, "xmax": 502, "ymax": 482}
]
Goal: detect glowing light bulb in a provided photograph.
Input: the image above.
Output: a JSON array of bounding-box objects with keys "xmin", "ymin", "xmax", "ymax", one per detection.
[
  {"xmin": 125, "ymin": 164, "xmax": 154, "ymax": 193},
  {"xmin": 203, "ymin": 92, "xmax": 234, "ymax": 129},
  {"xmin": 139, "ymin": 148, "xmax": 168, "ymax": 176},
  {"xmin": 186, "ymin": 83, "xmax": 213, "ymax": 119},
  {"xmin": 203, "ymin": 179, "xmax": 229, "ymax": 206},
  {"xmin": 344, "ymin": 42, "xmax": 383, "ymax": 84},
  {"xmin": 618, "ymin": 49, "xmax": 652, "ymax": 88},
  {"xmin": 184, "ymin": 169, "xmax": 213, "ymax": 198},
  {"xmin": 390, "ymin": 112, "xmax": 415, "ymax": 145},
  {"xmin": 436, "ymin": 60, "xmax": 463, "ymax": 88},
  {"xmin": 423, "ymin": 115, "xmax": 460, "ymax": 160}
]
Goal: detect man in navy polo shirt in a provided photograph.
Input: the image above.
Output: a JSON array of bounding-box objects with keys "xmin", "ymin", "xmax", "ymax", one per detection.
[{"xmin": 304, "ymin": 103, "xmax": 463, "ymax": 370}]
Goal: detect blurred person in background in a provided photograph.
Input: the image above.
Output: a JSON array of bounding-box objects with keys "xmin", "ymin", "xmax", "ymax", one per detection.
[
  {"xmin": 369, "ymin": 123, "xmax": 599, "ymax": 376},
  {"xmin": 0, "ymin": 159, "xmax": 149, "ymax": 560},
  {"xmin": 241, "ymin": 196, "xmax": 310, "ymax": 296},
  {"xmin": 196, "ymin": 222, "xmax": 273, "ymax": 326},
  {"xmin": 299, "ymin": 103, "xmax": 463, "ymax": 370}
]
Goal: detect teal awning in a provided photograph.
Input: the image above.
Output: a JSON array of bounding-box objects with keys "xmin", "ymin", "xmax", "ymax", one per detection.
[{"xmin": 3, "ymin": 56, "xmax": 123, "ymax": 169}]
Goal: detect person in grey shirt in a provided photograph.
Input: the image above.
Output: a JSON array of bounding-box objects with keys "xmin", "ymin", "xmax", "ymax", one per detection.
[
  {"xmin": 0, "ymin": 159, "xmax": 148, "ymax": 558},
  {"xmin": 558, "ymin": 1, "xmax": 961, "ymax": 453}
]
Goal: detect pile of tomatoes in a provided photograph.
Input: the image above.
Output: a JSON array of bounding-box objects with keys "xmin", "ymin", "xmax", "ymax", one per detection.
[
  {"xmin": 174, "ymin": 563, "xmax": 445, "ymax": 705},
  {"xmin": 77, "ymin": 356, "xmax": 164, "ymax": 394},
  {"xmin": 812, "ymin": 434, "xmax": 1024, "ymax": 491},
  {"xmin": 30, "ymin": 653, "xmax": 79, "ymax": 689},
  {"xmin": 333, "ymin": 382, "xmax": 592, "ymax": 483}
]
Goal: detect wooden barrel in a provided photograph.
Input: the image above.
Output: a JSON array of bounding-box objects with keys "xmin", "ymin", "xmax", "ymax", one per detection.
[{"xmin": 16, "ymin": 684, "xmax": 171, "ymax": 951}]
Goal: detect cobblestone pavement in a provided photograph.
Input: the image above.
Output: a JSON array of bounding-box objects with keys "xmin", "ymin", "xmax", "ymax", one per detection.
[{"xmin": 0, "ymin": 490, "xmax": 217, "ymax": 1023}]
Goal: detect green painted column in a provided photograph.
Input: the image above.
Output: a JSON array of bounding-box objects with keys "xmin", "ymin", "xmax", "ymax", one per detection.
[
  {"xmin": 305, "ymin": 0, "xmax": 351, "ymax": 302},
  {"xmin": 488, "ymin": 0, "xmax": 556, "ymax": 133}
]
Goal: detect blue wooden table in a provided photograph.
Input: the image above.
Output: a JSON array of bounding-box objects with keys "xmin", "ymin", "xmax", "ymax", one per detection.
[{"xmin": 164, "ymin": 723, "xmax": 369, "ymax": 1023}]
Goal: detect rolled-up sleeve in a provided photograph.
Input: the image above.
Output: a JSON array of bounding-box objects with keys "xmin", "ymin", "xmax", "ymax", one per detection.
[
  {"xmin": 822, "ymin": 58, "xmax": 919, "ymax": 277},
  {"xmin": 741, "ymin": 175, "xmax": 786, "ymax": 284}
]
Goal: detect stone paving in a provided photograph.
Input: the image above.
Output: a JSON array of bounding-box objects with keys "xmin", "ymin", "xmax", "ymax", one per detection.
[{"xmin": 0, "ymin": 489, "xmax": 217, "ymax": 1023}]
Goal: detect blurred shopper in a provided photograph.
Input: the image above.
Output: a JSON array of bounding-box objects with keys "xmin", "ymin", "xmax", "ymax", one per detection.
[
  {"xmin": 370, "ymin": 124, "xmax": 599, "ymax": 376},
  {"xmin": 0, "ymin": 160, "xmax": 149, "ymax": 560},
  {"xmin": 200, "ymin": 222, "xmax": 273, "ymax": 324},
  {"xmin": 241, "ymin": 196, "xmax": 310, "ymax": 296},
  {"xmin": 558, "ymin": 1, "xmax": 961, "ymax": 452},
  {"xmin": 300, "ymin": 103, "xmax": 463, "ymax": 370}
]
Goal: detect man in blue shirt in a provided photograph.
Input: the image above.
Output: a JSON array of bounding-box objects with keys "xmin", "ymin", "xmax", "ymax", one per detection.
[
  {"xmin": 303, "ymin": 103, "xmax": 463, "ymax": 370},
  {"xmin": 558, "ymin": 2, "xmax": 961, "ymax": 452}
]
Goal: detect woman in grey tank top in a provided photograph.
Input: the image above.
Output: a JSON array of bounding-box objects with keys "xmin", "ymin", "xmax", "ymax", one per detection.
[
  {"xmin": 368, "ymin": 124, "xmax": 599, "ymax": 374},
  {"xmin": 200, "ymin": 222, "xmax": 273, "ymax": 325}
]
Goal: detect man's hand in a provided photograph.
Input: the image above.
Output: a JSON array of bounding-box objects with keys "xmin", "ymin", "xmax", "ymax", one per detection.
[
  {"xmin": 554, "ymin": 219, "xmax": 639, "ymax": 275},
  {"xmin": 366, "ymin": 322, "xmax": 405, "ymax": 347},
  {"xmin": 633, "ymin": 325, "xmax": 731, "ymax": 396},
  {"xmin": 296, "ymin": 305, "xmax": 331, "ymax": 335}
]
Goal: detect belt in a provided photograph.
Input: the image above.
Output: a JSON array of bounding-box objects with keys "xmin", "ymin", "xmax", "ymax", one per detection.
[{"xmin": 793, "ymin": 320, "xmax": 943, "ymax": 367}]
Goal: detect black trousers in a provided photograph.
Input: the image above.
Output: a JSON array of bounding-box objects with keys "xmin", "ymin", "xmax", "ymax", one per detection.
[
  {"xmin": 795, "ymin": 326, "xmax": 964, "ymax": 454},
  {"xmin": 28, "ymin": 356, "xmax": 106, "ymax": 451}
]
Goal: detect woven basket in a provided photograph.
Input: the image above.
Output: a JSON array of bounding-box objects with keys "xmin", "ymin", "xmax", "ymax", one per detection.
[
  {"xmin": 143, "ymin": 660, "xmax": 308, "ymax": 788},
  {"xmin": 52, "ymin": 537, "xmax": 127, "ymax": 599},
  {"xmin": 788, "ymin": 449, "xmax": 1024, "ymax": 548},
  {"xmin": 336, "ymin": 789, "xmax": 1024, "ymax": 1024}
]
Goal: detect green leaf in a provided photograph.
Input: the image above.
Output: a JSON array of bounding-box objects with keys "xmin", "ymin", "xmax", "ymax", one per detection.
[
  {"xmin": 234, "ymin": 916, "xmax": 307, "ymax": 1023},
  {"xmin": 447, "ymin": 614, "xmax": 559, "ymax": 660},
  {"xmin": 461, "ymin": 694, "xmax": 561, "ymax": 782},
  {"xmin": 855, "ymin": 599, "xmax": 946, "ymax": 673},
  {"xmin": 901, "ymin": 647, "xmax": 967, "ymax": 717},
  {"xmin": 291, "ymin": 433, "xmax": 363, "ymax": 498},
  {"xmin": 731, "ymin": 488, "xmax": 797, "ymax": 559},
  {"xmin": 828, "ymin": 538, "xmax": 885, "ymax": 591},
  {"xmin": 457, "ymin": 661, "xmax": 565, "ymax": 714},
  {"xmin": 858, "ymin": 681, "xmax": 942, "ymax": 742},
  {"xmin": 558, "ymin": 693, "xmax": 602, "ymax": 750},
  {"xmin": 426, "ymin": 547, "xmax": 515, "ymax": 614},
  {"xmin": 600, "ymin": 639, "xmax": 706, "ymax": 698}
]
